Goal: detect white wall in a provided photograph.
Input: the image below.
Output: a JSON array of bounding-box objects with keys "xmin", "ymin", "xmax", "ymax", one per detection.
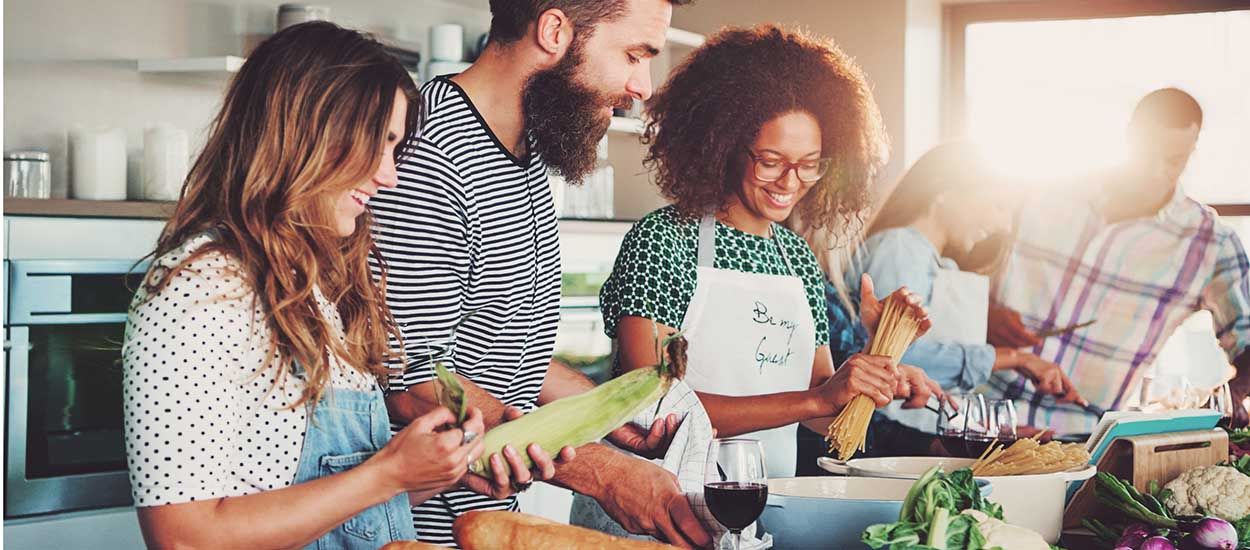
[
  {"xmin": 904, "ymin": 0, "xmax": 944, "ymax": 169},
  {"xmin": 3, "ymin": 0, "xmax": 491, "ymax": 198},
  {"xmin": 671, "ymin": 0, "xmax": 946, "ymax": 194}
]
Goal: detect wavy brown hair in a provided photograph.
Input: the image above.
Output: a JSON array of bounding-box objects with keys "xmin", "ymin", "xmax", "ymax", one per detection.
[
  {"xmin": 643, "ymin": 25, "xmax": 887, "ymax": 235},
  {"xmin": 140, "ymin": 22, "xmax": 420, "ymax": 406}
]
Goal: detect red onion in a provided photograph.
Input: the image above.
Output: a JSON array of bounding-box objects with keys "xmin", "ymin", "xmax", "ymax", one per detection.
[
  {"xmin": 1191, "ymin": 517, "xmax": 1238, "ymax": 550},
  {"xmin": 1140, "ymin": 536, "xmax": 1178, "ymax": 550}
]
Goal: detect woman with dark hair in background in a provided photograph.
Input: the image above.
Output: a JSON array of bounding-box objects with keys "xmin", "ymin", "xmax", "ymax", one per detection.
[
  {"xmin": 843, "ymin": 142, "xmax": 1083, "ymax": 456},
  {"xmin": 599, "ymin": 25, "xmax": 943, "ymax": 482}
]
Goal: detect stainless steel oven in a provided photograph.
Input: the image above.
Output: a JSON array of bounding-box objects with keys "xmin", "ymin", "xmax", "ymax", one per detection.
[{"xmin": 5, "ymin": 258, "xmax": 148, "ymax": 518}]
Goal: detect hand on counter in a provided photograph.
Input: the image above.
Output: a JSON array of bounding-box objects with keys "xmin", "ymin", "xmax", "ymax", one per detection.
[{"xmin": 461, "ymin": 406, "xmax": 577, "ymax": 499}]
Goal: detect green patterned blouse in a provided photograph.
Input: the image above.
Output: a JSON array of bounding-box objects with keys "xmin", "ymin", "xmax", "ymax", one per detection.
[{"xmin": 599, "ymin": 205, "xmax": 831, "ymax": 345}]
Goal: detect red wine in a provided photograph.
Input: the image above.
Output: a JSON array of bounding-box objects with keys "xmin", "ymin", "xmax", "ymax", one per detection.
[
  {"xmin": 704, "ymin": 482, "xmax": 768, "ymax": 530},
  {"xmin": 964, "ymin": 435, "xmax": 1016, "ymax": 459},
  {"xmin": 938, "ymin": 432, "xmax": 968, "ymax": 457}
]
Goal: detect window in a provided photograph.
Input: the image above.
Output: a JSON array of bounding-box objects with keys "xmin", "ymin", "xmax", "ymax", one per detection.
[{"xmin": 949, "ymin": 2, "xmax": 1249, "ymax": 205}]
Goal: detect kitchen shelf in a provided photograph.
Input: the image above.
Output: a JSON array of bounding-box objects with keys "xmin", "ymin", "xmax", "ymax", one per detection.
[
  {"xmin": 3, "ymin": 198, "xmax": 177, "ymax": 219},
  {"xmin": 137, "ymin": 55, "xmax": 246, "ymax": 73},
  {"xmin": 666, "ymin": 28, "xmax": 706, "ymax": 48},
  {"xmin": 608, "ymin": 117, "xmax": 645, "ymax": 135}
]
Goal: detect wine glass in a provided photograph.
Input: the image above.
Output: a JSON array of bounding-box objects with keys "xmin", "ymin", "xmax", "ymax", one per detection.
[
  {"xmin": 1140, "ymin": 373, "xmax": 1195, "ymax": 410},
  {"xmin": 704, "ymin": 438, "xmax": 768, "ymax": 550},
  {"xmin": 1210, "ymin": 382, "xmax": 1234, "ymax": 428},
  {"xmin": 937, "ymin": 393, "xmax": 987, "ymax": 457},
  {"xmin": 960, "ymin": 395, "xmax": 994, "ymax": 458},
  {"xmin": 966, "ymin": 399, "xmax": 1016, "ymax": 458},
  {"xmin": 989, "ymin": 399, "xmax": 1019, "ymax": 441}
]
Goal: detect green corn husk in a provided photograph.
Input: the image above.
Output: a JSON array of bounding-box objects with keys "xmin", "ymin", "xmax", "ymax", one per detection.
[
  {"xmin": 469, "ymin": 334, "xmax": 687, "ymax": 476},
  {"xmin": 433, "ymin": 362, "xmax": 468, "ymax": 424}
]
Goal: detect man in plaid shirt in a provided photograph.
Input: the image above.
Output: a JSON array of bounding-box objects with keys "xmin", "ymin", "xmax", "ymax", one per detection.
[{"xmin": 986, "ymin": 88, "xmax": 1250, "ymax": 433}]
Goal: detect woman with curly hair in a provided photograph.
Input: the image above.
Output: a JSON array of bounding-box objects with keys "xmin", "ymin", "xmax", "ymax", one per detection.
[{"xmin": 599, "ymin": 25, "xmax": 943, "ymax": 478}]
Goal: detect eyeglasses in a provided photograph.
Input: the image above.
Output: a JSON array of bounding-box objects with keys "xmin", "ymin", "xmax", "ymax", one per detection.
[{"xmin": 746, "ymin": 150, "xmax": 833, "ymax": 184}]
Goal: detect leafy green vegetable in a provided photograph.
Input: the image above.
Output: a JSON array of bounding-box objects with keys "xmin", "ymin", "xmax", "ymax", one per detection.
[
  {"xmin": 1227, "ymin": 427, "xmax": 1250, "ymax": 446},
  {"xmin": 1232, "ymin": 514, "xmax": 1250, "ymax": 548},
  {"xmin": 1093, "ymin": 472, "xmax": 1178, "ymax": 529},
  {"xmin": 862, "ymin": 467, "xmax": 998, "ymax": 550},
  {"xmin": 1081, "ymin": 518, "xmax": 1120, "ymax": 546},
  {"xmin": 948, "ymin": 468, "xmax": 1004, "ymax": 521},
  {"xmin": 1225, "ymin": 455, "xmax": 1250, "ymax": 478},
  {"xmin": 862, "ymin": 522, "xmax": 923, "ymax": 548}
]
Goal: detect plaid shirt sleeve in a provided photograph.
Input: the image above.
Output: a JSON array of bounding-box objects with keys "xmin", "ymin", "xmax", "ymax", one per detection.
[{"xmin": 1203, "ymin": 227, "xmax": 1250, "ymax": 360}]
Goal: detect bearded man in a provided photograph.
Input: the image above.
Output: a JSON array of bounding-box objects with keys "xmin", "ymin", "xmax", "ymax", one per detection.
[{"xmin": 369, "ymin": 0, "xmax": 711, "ymax": 547}]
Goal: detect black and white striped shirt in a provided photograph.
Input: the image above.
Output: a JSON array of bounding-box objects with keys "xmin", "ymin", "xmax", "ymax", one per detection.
[{"xmin": 370, "ymin": 76, "xmax": 562, "ymax": 545}]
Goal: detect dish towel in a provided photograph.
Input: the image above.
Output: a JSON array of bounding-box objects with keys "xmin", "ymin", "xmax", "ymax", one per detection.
[{"xmin": 568, "ymin": 380, "xmax": 773, "ymax": 550}]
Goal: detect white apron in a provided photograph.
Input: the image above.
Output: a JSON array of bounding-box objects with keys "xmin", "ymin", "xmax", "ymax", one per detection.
[
  {"xmin": 681, "ymin": 215, "xmax": 816, "ymax": 478},
  {"xmin": 879, "ymin": 261, "xmax": 989, "ymax": 433}
]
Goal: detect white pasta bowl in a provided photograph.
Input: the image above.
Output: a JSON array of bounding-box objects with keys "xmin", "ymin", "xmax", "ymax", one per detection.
[{"xmin": 817, "ymin": 456, "xmax": 1095, "ymax": 543}]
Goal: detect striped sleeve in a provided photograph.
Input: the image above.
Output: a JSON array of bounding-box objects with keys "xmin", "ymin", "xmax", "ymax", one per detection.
[
  {"xmin": 1204, "ymin": 225, "xmax": 1250, "ymax": 360},
  {"xmin": 370, "ymin": 139, "xmax": 478, "ymax": 391}
]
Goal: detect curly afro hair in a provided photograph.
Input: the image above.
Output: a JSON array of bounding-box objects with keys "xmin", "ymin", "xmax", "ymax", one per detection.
[{"xmin": 644, "ymin": 25, "xmax": 888, "ymax": 233}]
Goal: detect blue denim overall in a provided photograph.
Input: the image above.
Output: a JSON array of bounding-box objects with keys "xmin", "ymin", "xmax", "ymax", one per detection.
[{"xmin": 294, "ymin": 386, "xmax": 417, "ymax": 549}]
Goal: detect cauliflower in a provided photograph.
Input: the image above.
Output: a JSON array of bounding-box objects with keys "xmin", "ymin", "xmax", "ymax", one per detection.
[
  {"xmin": 1163, "ymin": 465, "xmax": 1250, "ymax": 520},
  {"xmin": 960, "ymin": 510, "xmax": 1049, "ymax": 550}
]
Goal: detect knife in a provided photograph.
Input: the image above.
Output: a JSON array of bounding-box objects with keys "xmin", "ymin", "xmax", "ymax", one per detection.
[{"xmin": 1036, "ymin": 319, "xmax": 1097, "ymax": 339}]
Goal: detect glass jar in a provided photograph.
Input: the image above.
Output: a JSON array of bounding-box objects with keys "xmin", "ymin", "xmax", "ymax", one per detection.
[{"xmin": 4, "ymin": 151, "xmax": 51, "ymax": 199}]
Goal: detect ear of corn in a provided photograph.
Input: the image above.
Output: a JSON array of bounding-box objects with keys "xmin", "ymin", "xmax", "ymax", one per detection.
[
  {"xmin": 433, "ymin": 362, "xmax": 468, "ymax": 423},
  {"xmin": 469, "ymin": 333, "xmax": 687, "ymax": 475}
]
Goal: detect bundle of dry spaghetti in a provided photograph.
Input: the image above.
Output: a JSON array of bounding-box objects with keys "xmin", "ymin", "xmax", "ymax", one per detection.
[
  {"xmin": 825, "ymin": 294, "xmax": 924, "ymax": 460},
  {"xmin": 970, "ymin": 432, "xmax": 1091, "ymax": 476}
]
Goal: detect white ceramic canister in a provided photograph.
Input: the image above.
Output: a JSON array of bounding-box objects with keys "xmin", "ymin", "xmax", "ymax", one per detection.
[
  {"xmin": 70, "ymin": 127, "xmax": 127, "ymax": 201},
  {"xmin": 277, "ymin": 4, "xmax": 330, "ymax": 31},
  {"xmin": 429, "ymin": 24, "xmax": 465, "ymax": 62},
  {"xmin": 143, "ymin": 125, "xmax": 189, "ymax": 201}
]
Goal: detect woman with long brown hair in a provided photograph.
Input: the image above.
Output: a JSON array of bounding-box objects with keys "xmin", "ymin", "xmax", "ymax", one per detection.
[
  {"xmin": 843, "ymin": 141, "xmax": 1083, "ymax": 456},
  {"xmin": 121, "ymin": 22, "xmax": 531, "ymax": 548}
]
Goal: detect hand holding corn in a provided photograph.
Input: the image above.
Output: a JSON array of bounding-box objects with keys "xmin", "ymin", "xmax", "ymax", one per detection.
[{"xmin": 468, "ymin": 334, "xmax": 689, "ymax": 476}]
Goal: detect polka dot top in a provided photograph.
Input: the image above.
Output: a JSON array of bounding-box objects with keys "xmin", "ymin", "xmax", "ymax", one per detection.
[
  {"xmin": 599, "ymin": 205, "xmax": 831, "ymax": 345},
  {"xmin": 121, "ymin": 234, "xmax": 378, "ymax": 507}
]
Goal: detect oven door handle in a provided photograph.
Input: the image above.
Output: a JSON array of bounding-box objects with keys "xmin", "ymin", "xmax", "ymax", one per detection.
[{"xmin": 6, "ymin": 327, "xmax": 33, "ymax": 508}]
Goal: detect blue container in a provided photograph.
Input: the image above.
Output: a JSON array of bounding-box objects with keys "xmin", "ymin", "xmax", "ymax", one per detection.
[{"xmin": 757, "ymin": 476, "xmax": 993, "ymax": 549}]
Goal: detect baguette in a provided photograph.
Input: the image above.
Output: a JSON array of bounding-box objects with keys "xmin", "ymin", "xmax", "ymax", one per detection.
[
  {"xmin": 379, "ymin": 541, "xmax": 447, "ymax": 550},
  {"xmin": 453, "ymin": 510, "xmax": 680, "ymax": 550}
]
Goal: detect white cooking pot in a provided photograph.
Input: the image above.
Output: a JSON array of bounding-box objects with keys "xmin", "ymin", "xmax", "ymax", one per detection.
[{"xmin": 817, "ymin": 456, "xmax": 1095, "ymax": 544}]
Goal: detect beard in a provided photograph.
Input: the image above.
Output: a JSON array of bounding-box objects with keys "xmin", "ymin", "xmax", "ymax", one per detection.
[{"xmin": 522, "ymin": 46, "xmax": 631, "ymax": 185}]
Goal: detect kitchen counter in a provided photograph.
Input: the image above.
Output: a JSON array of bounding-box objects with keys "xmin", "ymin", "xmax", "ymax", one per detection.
[{"xmin": 4, "ymin": 198, "xmax": 175, "ymax": 219}]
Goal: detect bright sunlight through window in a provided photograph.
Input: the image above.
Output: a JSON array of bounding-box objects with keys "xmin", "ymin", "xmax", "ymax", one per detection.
[{"xmin": 964, "ymin": 10, "xmax": 1250, "ymax": 201}]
